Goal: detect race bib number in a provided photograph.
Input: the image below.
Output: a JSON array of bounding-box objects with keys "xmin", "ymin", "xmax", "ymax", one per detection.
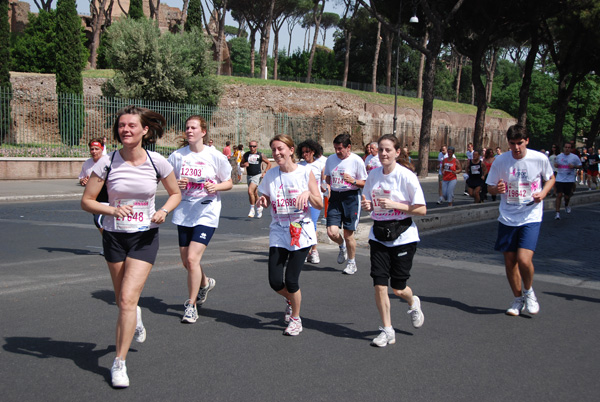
[
  {"xmin": 248, "ymin": 154, "xmax": 260, "ymax": 165},
  {"xmin": 372, "ymin": 188, "xmax": 392, "ymax": 214},
  {"xmin": 181, "ymin": 161, "xmax": 212, "ymax": 198},
  {"xmin": 114, "ymin": 199, "xmax": 151, "ymax": 231},
  {"xmin": 331, "ymin": 168, "xmax": 350, "ymax": 190},
  {"xmin": 470, "ymin": 164, "xmax": 480, "ymax": 175},
  {"xmin": 506, "ymin": 180, "xmax": 533, "ymax": 205},
  {"xmin": 275, "ymin": 186, "xmax": 303, "ymax": 216}
]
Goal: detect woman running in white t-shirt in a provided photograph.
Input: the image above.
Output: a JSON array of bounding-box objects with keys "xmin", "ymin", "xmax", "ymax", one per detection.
[
  {"xmin": 167, "ymin": 116, "xmax": 233, "ymax": 324},
  {"xmin": 257, "ymin": 134, "xmax": 322, "ymax": 336},
  {"xmin": 81, "ymin": 106, "xmax": 181, "ymax": 388}
]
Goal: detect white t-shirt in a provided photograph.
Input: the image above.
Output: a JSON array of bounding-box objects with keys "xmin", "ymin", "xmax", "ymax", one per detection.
[
  {"xmin": 485, "ymin": 149, "xmax": 554, "ymax": 226},
  {"xmin": 93, "ymin": 150, "xmax": 174, "ymax": 233},
  {"xmin": 364, "ymin": 165, "xmax": 425, "ymax": 246},
  {"xmin": 258, "ymin": 164, "xmax": 317, "ymax": 251},
  {"xmin": 554, "ymin": 153, "xmax": 581, "ymax": 183},
  {"xmin": 79, "ymin": 158, "xmax": 97, "ymax": 180},
  {"xmin": 365, "ymin": 154, "xmax": 382, "ymax": 173},
  {"xmin": 466, "ymin": 150, "xmax": 474, "ymax": 160},
  {"xmin": 168, "ymin": 146, "xmax": 232, "ymax": 228},
  {"xmin": 324, "ymin": 153, "xmax": 368, "ymax": 192},
  {"xmin": 299, "ymin": 156, "xmax": 326, "ymax": 200}
]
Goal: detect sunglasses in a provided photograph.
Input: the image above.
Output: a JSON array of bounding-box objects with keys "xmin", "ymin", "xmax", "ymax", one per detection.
[{"xmin": 249, "ymin": 145, "xmax": 257, "ymax": 148}]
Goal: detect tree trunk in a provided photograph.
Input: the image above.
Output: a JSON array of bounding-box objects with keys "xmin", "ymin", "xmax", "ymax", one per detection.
[
  {"xmin": 417, "ymin": 31, "xmax": 428, "ymax": 99},
  {"xmin": 416, "ymin": 52, "xmax": 437, "ymax": 177},
  {"xmin": 552, "ymin": 75, "xmax": 579, "ymax": 147},
  {"xmin": 259, "ymin": 0, "xmax": 275, "ymax": 80},
  {"xmin": 180, "ymin": 0, "xmax": 189, "ymax": 33},
  {"xmin": 384, "ymin": 30, "xmax": 392, "ymax": 94},
  {"xmin": 455, "ymin": 55, "xmax": 463, "ymax": 103},
  {"xmin": 587, "ymin": 104, "xmax": 600, "ymax": 147},
  {"xmin": 471, "ymin": 51, "xmax": 487, "ymax": 150},
  {"xmin": 249, "ymin": 26, "xmax": 257, "ymax": 77},
  {"xmin": 342, "ymin": 31, "xmax": 351, "ymax": 88},
  {"xmin": 306, "ymin": 0, "xmax": 325, "ymax": 83},
  {"xmin": 485, "ymin": 47, "xmax": 499, "ymax": 104},
  {"xmin": 517, "ymin": 35, "xmax": 539, "ymax": 126},
  {"xmin": 371, "ymin": 22, "xmax": 382, "ymax": 93},
  {"xmin": 215, "ymin": 1, "xmax": 228, "ymax": 76}
]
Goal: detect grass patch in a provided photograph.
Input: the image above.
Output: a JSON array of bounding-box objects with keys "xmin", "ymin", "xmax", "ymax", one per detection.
[
  {"xmin": 82, "ymin": 69, "xmax": 115, "ymax": 79},
  {"xmin": 216, "ymin": 76, "xmax": 512, "ymax": 118}
]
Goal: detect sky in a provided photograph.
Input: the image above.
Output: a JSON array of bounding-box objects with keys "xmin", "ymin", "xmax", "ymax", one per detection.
[{"xmin": 20, "ymin": 0, "xmax": 342, "ymax": 56}]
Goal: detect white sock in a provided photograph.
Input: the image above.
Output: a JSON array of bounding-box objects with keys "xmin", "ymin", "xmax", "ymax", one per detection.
[
  {"xmin": 384, "ymin": 326, "xmax": 394, "ymax": 335},
  {"xmin": 340, "ymin": 241, "xmax": 346, "ymax": 249},
  {"xmin": 523, "ymin": 288, "xmax": 533, "ymax": 294},
  {"xmin": 347, "ymin": 258, "xmax": 355, "ymax": 264}
]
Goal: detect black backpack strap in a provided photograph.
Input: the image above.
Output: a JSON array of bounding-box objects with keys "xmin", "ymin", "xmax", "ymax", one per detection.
[
  {"xmin": 104, "ymin": 151, "xmax": 117, "ymax": 180},
  {"xmin": 145, "ymin": 149, "xmax": 161, "ymax": 183}
]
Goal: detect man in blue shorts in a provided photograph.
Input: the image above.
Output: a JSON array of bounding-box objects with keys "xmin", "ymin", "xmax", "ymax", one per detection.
[
  {"xmin": 324, "ymin": 133, "xmax": 368, "ymax": 275},
  {"xmin": 486, "ymin": 124, "xmax": 555, "ymax": 316}
]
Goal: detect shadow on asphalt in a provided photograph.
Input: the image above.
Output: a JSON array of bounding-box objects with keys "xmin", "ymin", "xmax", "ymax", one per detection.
[
  {"xmin": 38, "ymin": 247, "xmax": 99, "ymax": 256},
  {"xmin": 543, "ymin": 291, "xmax": 600, "ymax": 304},
  {"xmin": 418, "ymin": 296, "xmax": 505, "ymax": 315},
  {"xmin": 91, "ymin": 290, "xmax": 182, "ymax": 319},
  {"xmin": 2, "ymin": 336, "xmax": 115, "ymax": 385}
]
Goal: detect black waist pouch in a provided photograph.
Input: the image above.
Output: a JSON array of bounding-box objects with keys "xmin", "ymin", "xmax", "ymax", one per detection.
[{"xmin": 373, "ymin": 217, "xmax": 413, "ymax": 242}]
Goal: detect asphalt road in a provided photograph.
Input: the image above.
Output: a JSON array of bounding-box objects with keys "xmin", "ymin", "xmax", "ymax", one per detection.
[{"xmin": 1, "ymin": 188, "xmax": 599, "ymax": 401}]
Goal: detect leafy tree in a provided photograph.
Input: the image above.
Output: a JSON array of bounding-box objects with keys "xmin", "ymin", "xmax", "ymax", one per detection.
[
  {"xmin": 102, "ymin": 18, "xmax": 222, "ymax": 106},
  {"xmin": 1, "ymin": 0, "xmax": 11, "ymax": 144},
  {"xmin": 55, "ymin": 0, "xmax": 87, "ymax": 146},
  {"xmin": 228, "ymin": 36, "xmax": 251, "ymax": 75},
  {"xmin": 320, "ymin": 11, "xmax": 340, "ymax": 46},
  {"xmin": 95, "ymin": 31, "xmax": 112, "ymax": 69},
  {"xmin": 129, "ymin": 0, "xmax": 145, "ymax": 20},
  {"xmin": 184, "ymin": 0, "xmax": 202, "ymax": 32},
  {"xmin": 10, "ymin": 11, "xmax": 57, "ymax": 73}
]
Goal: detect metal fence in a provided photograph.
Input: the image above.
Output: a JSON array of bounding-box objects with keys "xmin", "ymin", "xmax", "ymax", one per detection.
[{"xmin": 0, "ymin": 87, "xmax": 365, "ymax": 158}]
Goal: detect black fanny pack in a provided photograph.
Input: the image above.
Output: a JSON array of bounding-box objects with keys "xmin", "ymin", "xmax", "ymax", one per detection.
[{"xmin": 373, "ymin": 217, "xmax": 413, "ymax": 242}]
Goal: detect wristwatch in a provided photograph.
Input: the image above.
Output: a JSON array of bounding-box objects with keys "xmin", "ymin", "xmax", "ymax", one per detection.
[{"xmin": 160, "ymin": 208, "xmax": 169, "ymax": 216}]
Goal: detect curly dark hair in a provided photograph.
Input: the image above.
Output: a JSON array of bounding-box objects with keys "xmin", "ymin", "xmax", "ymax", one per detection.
[{"xmin": 296, "ymin": 139, "xmax": 323, "ymax": 161}]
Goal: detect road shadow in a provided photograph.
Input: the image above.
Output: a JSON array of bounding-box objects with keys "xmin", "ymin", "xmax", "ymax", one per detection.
[
  {"xmin": 2, "ymin": 336, "xmax": 115, "ymax": 385},
  {"xmin": 419, "ymin": 296, "xmax": 504, "ymax": 315},
  {"xmin": 302, "ymin": 264, "xmax": 340, "ymax": 272},
  {"xmin": 544, "ymin": 291, "xmax": 600, "ymax": 304},
  {"xmin": 38, "ymin": 247, "xmax": 98, "ymax": 255},
  {"xmin": 91, "ymin": 290, "xmax": 181, "ymax": 319}
]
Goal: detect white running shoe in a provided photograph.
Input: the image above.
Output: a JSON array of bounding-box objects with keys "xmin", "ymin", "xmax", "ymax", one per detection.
[
  {"xmin": 256, "ymin": 206, "xmax": 264, "ymax": 218},
  {"xmin": 181, "ymin": 300, "xmax": 198, "ymax": 323},
  {"xmin": 134, "ymin": 306, "xmax": 146, "ymax": 343},
  {"xmin": 111, "ymin": 357, "xmax": 129, "ymax": 388},
  {"xmin": 283, "ymin": 317, "xmax": 303, "ymax": 336},
  {"xmin": 337, "ymin": 247, "xmax": 347, "ymax": 264},
  {"xmin": 371, "ymin": 327, "xmax": 396, "ymax": 347},
  {"xmin": 524, "ymin": 290, "xmax": 539, "ymax": 315},
  {"xmin": 555, "ymin": 212, "xmax": 560, "ymax": 220},
  {"xmin": 197, "ymin": 277, "xmax": 216, "ymax": 305},
  {"xmin": 248, "ymin": 206, "xmax": 255, "ymax": 218},
  {"xmin": 307, "ymin": 250, "xmax": 320, "ymax": 264},
  {"xmin": 506, "ymin": 296, "xmax": 525, "ymax": 316},
  {"xmin": 284, "ymin": 299, "xmax": 292, "ymax": 323},
  {"xmin": 343, "ymin": 261, "xmax": 357, "ymax": 275},
  {"xmin": 407, "ymin": 295, "xmax": 424, "ymax": 328},
  {"xmin": 565, "ymin": 206, "xmax": 571, "ymax": 214}
]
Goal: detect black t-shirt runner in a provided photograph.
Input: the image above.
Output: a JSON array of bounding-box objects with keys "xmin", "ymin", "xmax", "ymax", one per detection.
[{"xmin": 242, "ymin": 151, "xmax": 266, "ymax": 176}]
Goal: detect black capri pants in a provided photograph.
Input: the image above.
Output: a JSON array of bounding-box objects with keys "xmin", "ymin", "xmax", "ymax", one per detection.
[
  {"xmin": 369, "ymin": 240, "xmax": 417, "ymax": 290},
  {"xmin": 268, "ymin": 246, "xmax": 311, "ymax": 293}
]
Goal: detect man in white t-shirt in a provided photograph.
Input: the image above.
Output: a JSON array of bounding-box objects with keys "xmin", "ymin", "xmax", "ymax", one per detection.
[
  {"xmin": 324, "ymin": 133, "xmax": 368, "ymax": 275},
  {"xmin": 553, "ymin": 142, "xmax": 581, "ymax": 219},
  {"xmin": 364, "ymin": 142, "xmax": 381, "ymax": 173},
  {"xmin": 486, "ymin": 124, "xmax": 555, "ymax": 317}
]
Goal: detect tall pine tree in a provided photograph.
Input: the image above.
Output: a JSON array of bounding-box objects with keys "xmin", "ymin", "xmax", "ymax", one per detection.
[
  {"xmin": 0, "ymin": 0, "xmax": 12, "ymax": 144},
  {"xmin": 56, "ymin": 0, "xmax": 86, "ymax": 146},
  {"xmin": 129, "ymin": 0, "xmax": 145, "ymax": 20},
  {"xmin": 185, "ymin": 0, "xmax": 203, "ymax": 32}
]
